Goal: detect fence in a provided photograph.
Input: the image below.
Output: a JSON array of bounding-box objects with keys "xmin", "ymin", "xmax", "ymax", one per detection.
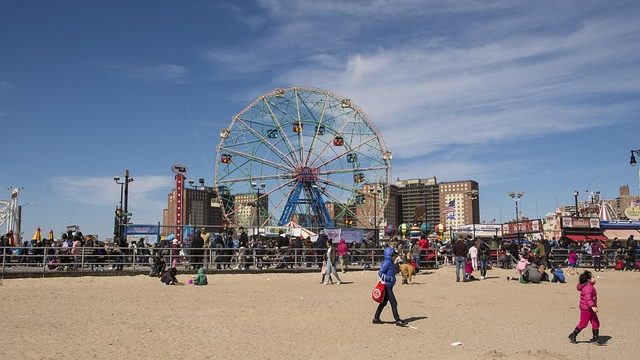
[{"xmin": 2, "ymin": 246, "xmax": 634, "ymax": 279}]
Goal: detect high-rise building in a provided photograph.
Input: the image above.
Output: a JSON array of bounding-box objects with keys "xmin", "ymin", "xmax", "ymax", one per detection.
[
  {"xmin": 396, "ymin": 177, "xmax": 440, "ymax": 230},
  {"xmin": 355, "ymin": 183, "xmax": 386, "ymax": 229},
  {"xmin": 232, "ymin": 193, "xmax": 269, "ymax": 228},
  {"xmin": 162, "ymin": 181, "xmax": 223, "ymax": 235},
  {"xmin": 384, "ymin": 184, "xmax": 401, "ymax": 227},
  {"xmin": 439, "ymin": 180, "xmax": 479, "ymax": 229}
]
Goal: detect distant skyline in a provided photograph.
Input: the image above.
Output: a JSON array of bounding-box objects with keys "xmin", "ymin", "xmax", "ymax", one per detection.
[{"xmin": 2, "ymin": 1, "xmax": 640, "ymax": 239}]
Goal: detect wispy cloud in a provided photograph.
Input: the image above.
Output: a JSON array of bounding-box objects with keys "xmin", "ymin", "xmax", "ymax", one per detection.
[
  {"xmin": 51, "ymin": 175, "xmax": 174, "ymax": 223},
  {"xmin": 207, "ymin": 1, "xmax": 640, "ymax": 182},
  {"xmin": 0, "ymin": 80, "xmax": 14, "ymax": 92},
  {"xmin": 98, "ymin": 63, "xmax": 188, "ymax": 81}
]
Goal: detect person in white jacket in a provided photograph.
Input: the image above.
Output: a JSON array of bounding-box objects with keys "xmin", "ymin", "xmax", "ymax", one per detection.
[{"xmin": 468, "ymin": 241, "xmax": 478, "ymax": 272}]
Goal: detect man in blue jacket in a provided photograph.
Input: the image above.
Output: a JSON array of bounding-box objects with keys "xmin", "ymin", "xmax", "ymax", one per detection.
[{"xmin": 373, "ymin": 247, "xmax": 407, "ymax": 327}]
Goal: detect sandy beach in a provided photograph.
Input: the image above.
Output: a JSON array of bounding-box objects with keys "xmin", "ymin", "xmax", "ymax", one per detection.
[{"xmin": 1, "ymin": 267, "xmax": 638, "ymax": 360}]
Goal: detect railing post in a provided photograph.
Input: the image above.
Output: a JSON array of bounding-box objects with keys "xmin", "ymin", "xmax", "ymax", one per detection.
[
  {"xmin": 132, "ymin": 248, "xmax": 136, "ymax": 272},
  {"xmin": 1, "ymin": 246, "xmax": 5, "ymax": 280},
  {"xmin": 43, "ymin": 245, "xmax": 47, "ymax": 277},
  {"xmin": 81, "ymin": 250, "xmax": 85, "ymax": 276}
]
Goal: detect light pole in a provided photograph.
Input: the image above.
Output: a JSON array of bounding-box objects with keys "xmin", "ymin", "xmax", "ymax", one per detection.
[
  {"xmin": 507, "ymin": 192, "xmax": 524, "ymax": 241},
  {"xmin": 251, "ymin": 182, "xmax": 266, "ymax": 236},
  {"xmin": 630, "ymin": 149, "xmax": 640, "ymax": 166},
  {"xmin": 114, "ymin": 170, "xmax": 134, "ymax": 239},
  {"xmin": 573, "ymin": 191, "xmax": 579, "ymax": 217},
  {"xmin": 370, "ymin": 186, "xmax": 382, "ymax": 245},
  {"xmin": 465, "ymin": 189, "xmax": 479, "ymax": 240}
]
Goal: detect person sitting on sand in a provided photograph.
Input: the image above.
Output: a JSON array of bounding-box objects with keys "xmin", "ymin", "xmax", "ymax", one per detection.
[
  {"xmin": 552, "ymin": 264, "xmax": 566, "ymax": 283},
  {"xmin": 520, "ymin": 263, "xmax": 543, "ymax": 284},
  {"xmin": 160, "ymin": 267, "xmax": 179, "ymax": 285},
  {"xmin": 192, "ymin": 267, "xmax": 208, "ymax": 286}
]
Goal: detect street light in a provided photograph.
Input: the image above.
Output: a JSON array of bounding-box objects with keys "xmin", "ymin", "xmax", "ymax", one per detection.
[
  {"xmin": 251, "ymin": 181, "xmax": 266, "ymax": 236},
  {"xmin": 573, "ymin": 190, "xmax": 580, "ymax": 217},
  {"xmin": 113, "ymin": 170, "xmax": 134, "ymax": 240},
  {"xmin": 465, "ymin": 189, "xmax": 479, "ymax": 240},
  {"xmin": 630, "ymin": 149, "xmax": 640, "ymax": 166},
  {"xmin": 507, "ymin": 192, "xmax": 524, "ymax": 241},
  {"xmin": 370, "ymin": 186, "xmax": 382, "ymax": 245}
]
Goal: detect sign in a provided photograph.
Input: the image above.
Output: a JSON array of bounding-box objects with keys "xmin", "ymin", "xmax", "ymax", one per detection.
[
  {"xmin": 125, "ymin": 224, "xmax": 160, "ymax": 244},
  {"xmin": 501, "ymin": 219, "xmax": 543, "ymax": 236},
  {"xmin": 600, "ymin": 220, "xmax": 640, "ymax": 229},
  {"xmin": 323, "ymin": 228, "xmax": 364, "ymax": 244},
  {"xmin": 561, "ymin": 216, "xmax": 600, "ymax": 229},
  {"xmin": 624, "ymin": 207, "xmax": 640, "ymax": 220}
]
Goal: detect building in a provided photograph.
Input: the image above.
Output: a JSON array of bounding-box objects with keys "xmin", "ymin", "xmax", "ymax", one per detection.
[
  {"xmin": 439, "ymin": 180, "xmax": 479, "ymax": 229},
  {"xmin": 232, "ymin": 193, "xmax": 269, "ymax": 229},
  {"xmin": 162, "ymin": 176, "xmax": 223, "ymax": 235},
  {"xmin": 384, "ymin": 184, "xmax": 401, "ymax": 227},
  {"xmin": 355, "ymin": 183, "xmax": 386, "ymax": 229},
  {"xmin": 396, "ymin": 177, "xmax": 440, "ymax": 230}
]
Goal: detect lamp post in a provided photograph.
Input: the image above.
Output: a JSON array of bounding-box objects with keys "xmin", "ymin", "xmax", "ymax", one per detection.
[
  {"xmin": 114, "ymin": 170, "xmax": 134, "ymax": 239},
  {"xmin": 630, "ymin": 149, "xmax": 640, "ymax": 166},
  {"xmin": 251, "ymin": 182, "xmax": 266, "ymax": 236},
  {"xmin": 370, "ymin": 186, "xmax": 382, "ymax": 245},
  {"xmin": 507, "ymin": 192, "xmax": 524, "ymax": 241},
  {"xmin": 465, "ymin": 190, "xmax": 479, "ymax": 240},
  {"xmin": 573, "ymin": 191, "xmax": 579, "ymax": 217}
]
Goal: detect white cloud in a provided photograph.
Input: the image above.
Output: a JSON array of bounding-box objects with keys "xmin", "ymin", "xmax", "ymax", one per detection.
[
  {"xmin": 51, "ymin": 175, "xmax": 174, "ymax": 224},
  {"xmin": 0, "ymin": 80, "xmax": 14, "ymax": 92},
  {"xmin": 99, "ymin": 63, "xmax": 188, "ymax": 81}
]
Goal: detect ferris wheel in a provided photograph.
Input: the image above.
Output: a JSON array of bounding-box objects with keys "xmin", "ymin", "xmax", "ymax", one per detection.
[{"xmin": 214, "ymin": 87, "xmax": 392, "ymax": 230}]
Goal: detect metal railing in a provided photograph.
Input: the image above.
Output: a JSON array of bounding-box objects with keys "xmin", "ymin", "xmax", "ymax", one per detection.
[{"xmin": 3, "ymin": 246, "xmax": 634, "ymax": 278}]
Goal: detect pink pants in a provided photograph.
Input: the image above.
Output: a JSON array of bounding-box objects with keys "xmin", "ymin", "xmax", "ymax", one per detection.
[{"xmin": 576, "ymin": 309, "xmax": 600, "ymax": 330}]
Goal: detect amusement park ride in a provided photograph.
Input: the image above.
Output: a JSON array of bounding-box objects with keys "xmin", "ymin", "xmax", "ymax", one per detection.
[
  {"xmin": 0, "ymin": 187, "xmax": 22, "ymax": 240},
  {"xmin": 214, "ymin": 87, "xmax": 392, "ymax": 230}
]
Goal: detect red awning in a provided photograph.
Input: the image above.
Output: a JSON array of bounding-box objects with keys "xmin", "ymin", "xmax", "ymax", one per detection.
[{"xmin": 566, "ymin": 234, "xmax": 608, "ymax": 242}]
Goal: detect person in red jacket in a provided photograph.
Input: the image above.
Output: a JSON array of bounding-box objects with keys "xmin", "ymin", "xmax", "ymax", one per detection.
[{"xmin": 568, "ymin": 270, "xmax": 602, "ymax": 344}]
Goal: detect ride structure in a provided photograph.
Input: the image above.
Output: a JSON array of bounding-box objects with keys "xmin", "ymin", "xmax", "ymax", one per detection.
[{"xmin": 214, "ymin": 87, "xmax": 392, "ymax": 230}]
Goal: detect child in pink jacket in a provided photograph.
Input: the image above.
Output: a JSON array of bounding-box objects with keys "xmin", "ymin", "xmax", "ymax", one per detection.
[{"xmin": 568, "ymin": 270, "xmax": 601, "ymax": 344}]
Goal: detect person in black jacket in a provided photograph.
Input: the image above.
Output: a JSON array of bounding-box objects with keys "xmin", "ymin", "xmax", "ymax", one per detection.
[
  {"xmin": 190, "ymin": 230, "xmax": 204, "ymax": 269},
  {"xmin": 478, "ymin": 240, "xmax": 490, "ymax": 279}
]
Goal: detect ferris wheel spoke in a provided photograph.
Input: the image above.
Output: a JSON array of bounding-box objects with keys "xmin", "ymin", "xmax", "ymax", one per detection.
[
  {"xmin": 216, "ymin": 173, "xmax": 294, "ymax": 184},
  {"xmin": 261, "ymin": 180, "xmax": 300, "ymax": 227},
  {"xmin": 317, "ymin": 165, "xmax": 388, "ymax": 177},
  {"xmin": 318, "ymin": 186, "xmax": 362, "ymax": 223},
  {"xmin": 219, "ymin": 147, "xmax": 292, "ymax": 173},
  {"xmin": 313, "ymin": 134, "xmax": 379, "ymax": 169},
  {"xmin": 294, "ymin": 89, "xmax": 306, "ymax": 166},
  {"xmin": 216, "ymin": 158, "xmax": 253, "ymax": 182},
  {"xmin": 316, "ymin": 177, "xmax": 365, "ymax": 196},
  {"xmin": 263, "ymin": 98, "xmax": 301, "ymax": 165},
  {"xmin": 304, "ymin": 92, "xmax": 329, "ymax": 167},
  {"xmin": 235, "ymin": 117, "xmax": 298, "ymax": 169},
  {"xmin": 307, "ymin": 109, "xmax": 359, "ymax": 168}
]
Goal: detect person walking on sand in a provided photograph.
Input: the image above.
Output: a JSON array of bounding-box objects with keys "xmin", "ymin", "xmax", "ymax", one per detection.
[
  {"xmin": 468, "ymin": 240, "xmax": 478, "ymax": 272},
  {"xmin": 323, "ymin": 239, "xmax": 342, "ymax": 285},
  {"xmin": 453, "ymin": 237, "xmax": 468, "ymax": 282},
  {"xmin": 337, "ymin": 239, "xmax": 349, "ymax": 273},
  {"xmin": 372, "ymin": 247, "xmax": 407, "ymax": 327},
  {"xmin": 568, "ymin": 270, "xmax": 602, "ymax": 344}
]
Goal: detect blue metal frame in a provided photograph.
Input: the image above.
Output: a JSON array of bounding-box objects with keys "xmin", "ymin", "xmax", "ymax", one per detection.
[{"xmin": 278, "ymin": 181, "xmax": 335, "ymax": 228}]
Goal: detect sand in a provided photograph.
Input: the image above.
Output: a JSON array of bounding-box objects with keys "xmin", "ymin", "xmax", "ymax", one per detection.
[{"xmin": 1, "ymin": 267, "xmax": 638, "ymax": 360}]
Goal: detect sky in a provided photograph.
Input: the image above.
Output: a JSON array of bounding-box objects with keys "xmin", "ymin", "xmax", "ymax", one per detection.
[{"xmin": 2, "ymin": 0, "xmax": 640, "ymax": 240}]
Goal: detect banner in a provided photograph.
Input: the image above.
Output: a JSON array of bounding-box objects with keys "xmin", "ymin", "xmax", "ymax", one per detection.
[
  {"xmin": 561, "ymin": 217, "xmax": 600, "ymax": 229},
  {"xmin": 323, "ymin": 228, "xmax": 364, "ymax": 243}
]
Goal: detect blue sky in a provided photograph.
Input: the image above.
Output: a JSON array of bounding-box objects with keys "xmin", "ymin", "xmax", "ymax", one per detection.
[{"xmin": 2, "ymin": 0, "xmax": 639, "ymax": 240}]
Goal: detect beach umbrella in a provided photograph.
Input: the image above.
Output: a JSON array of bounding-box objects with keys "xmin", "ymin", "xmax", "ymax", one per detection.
[
  {"xmin": 48, "ymin": 229, "xmax": 54, "ymax": 241},
  {"xmin": 32, "ymin": 227, "xmax": 42, "ymax": 241}
]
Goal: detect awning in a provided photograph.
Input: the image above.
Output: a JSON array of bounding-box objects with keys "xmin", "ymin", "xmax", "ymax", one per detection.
[
  {"xmin": 565, "ymin": 234, "xmax": 608, "ymax": 242},
  {"xmin": 603, "ymin": 229, "xmax": 640, "ymax": 240}
]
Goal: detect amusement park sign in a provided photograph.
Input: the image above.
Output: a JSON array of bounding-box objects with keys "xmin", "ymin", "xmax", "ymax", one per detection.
[
  {"xmin": 501, "ymin": 219, "xmax": 543, "ymax": 236},
  {"xmin": 561, "ymin": 216, "xmax": 600, "ymax": 229}
]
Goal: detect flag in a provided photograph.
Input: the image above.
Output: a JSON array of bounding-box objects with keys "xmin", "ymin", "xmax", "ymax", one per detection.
[{"xmin": 443, "ymin": 199, "xmax": 456, "ymax": 220}]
